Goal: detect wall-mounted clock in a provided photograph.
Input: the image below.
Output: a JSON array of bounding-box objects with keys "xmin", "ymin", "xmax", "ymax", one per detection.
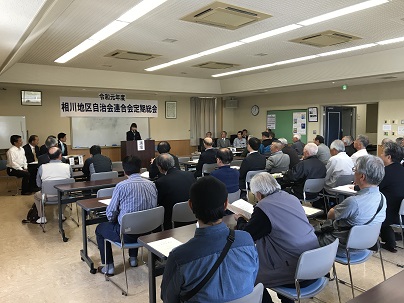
[{"xmin": 251, "ymin": 105, "xmax": 260, "ymax": 116}]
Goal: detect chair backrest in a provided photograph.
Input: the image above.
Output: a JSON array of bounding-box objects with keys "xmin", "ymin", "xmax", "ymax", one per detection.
[
  {"xmin": 42, "ymin": 178, "xmax": 75, "ymax": 196},
  {"xmin": 335, "ymin": 174, "xmax": 354, "ymax": 187},
  {"xmin": 245, "ymin": 170, "xmax": 266, "ymax": 190},
  {"xmin": 303, "ymin": 178, "xmax": 325, "ymax": 194},
  {"xmin": 399, "ymin": 199, "xmax": 404, "ymax": 216},
  {"xmin": 120, "ymin": 206, "xmax": 165, "ymax": 235},
  {"xmin": 178, "ymin": 156, "xmax": 191, "ymax": 163},
  {"xmin": 111, "ymin": 161, "xmax": 123, "ymax": 172},
  {"xmin": 346, "ymin": 223, "xmax": 382, "ymax": 250},
  {"xmin": 172, "ymin": 201, "xmax": 197, "ymax": 224},
  {"xmin": 202, "ymin": 163, "xmax": 217, "ymax": 175},
  {"xmin": 97, "ymin": 187, "xmax": 115, "ymax": 198},
  {"xmin": 296, "ymin": 239, "xmax": 339, "ymax": 280},
  {"xmin": 230, "ymin": 160, "xmax": 243, "ymax": 167},
  {"xmin": 225, "ymin": 283, "xmax": 264, "ymax": 303},
  {"xmin": 0, "ymin": 159, "xmax": 7, "ymax": 171},
  {"xmin": 90, "ymin": 171, "xmax": 118, "ymax": 181},
  {"xmin": 228, "ymin": 190, "xmax": 241, "ymax": 204}
]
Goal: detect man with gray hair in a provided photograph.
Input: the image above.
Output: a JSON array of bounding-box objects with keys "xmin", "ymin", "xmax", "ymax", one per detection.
[
  {"xmin": 318, "ymin": 155, "xmax": 386, "ymax": 252},
  {"xmin": 265, "ymin": 140, "xmax": 290, "ymax": 173},
  {"xmin": 291, "ymin": 133, "xmax": 305, "ymax": 156},
  {"xmin": 351, "ymin": 134, "xmax": 369, "ymax": 165},
  {"xmin": 342, "ymin": 136, "xmax": 356, "ymax": 157},
  {"xmin": 38, "ymin": 135, "xmax": 59, "ymax": 166},
  {"xmin": 283, "ymin": 143, "xmax": 326, "ymax": 200},
  {"xmin": 236, "ymin": 172, "xmax": 319, "ymax": 303},
  {"xmin": 324, "ymin": 140, "xmax": 354, "ymax": 192},
  {"xmin": 278, "ymin": 138, "xmax": 300, "ymax": 169}
]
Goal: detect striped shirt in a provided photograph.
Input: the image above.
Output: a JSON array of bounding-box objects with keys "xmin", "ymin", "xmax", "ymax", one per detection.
[{"xmin": 106, "ymin": 174, "xmax": 157, "ymax": 225}]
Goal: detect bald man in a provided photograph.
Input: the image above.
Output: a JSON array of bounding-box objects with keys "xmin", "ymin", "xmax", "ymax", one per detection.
[{"xmin": 194, "ymin": 137, "xmax": 217, "ymax": 178}]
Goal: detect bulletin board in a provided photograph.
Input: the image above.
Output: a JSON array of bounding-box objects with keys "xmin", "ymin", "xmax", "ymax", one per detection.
[{"xmin": 266, "ymin": 109, "xmax": 307, "ymax": 144}]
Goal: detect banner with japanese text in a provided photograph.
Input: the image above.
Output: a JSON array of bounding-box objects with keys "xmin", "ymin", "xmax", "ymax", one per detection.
[{"xmin": 60, "ymin": 96, "xmax": 158, "ymax": 117}]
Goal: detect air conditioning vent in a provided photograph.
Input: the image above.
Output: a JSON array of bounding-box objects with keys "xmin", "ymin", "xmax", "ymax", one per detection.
[
  {"xmin": 193, "ymin": 61, "xmax": 239, "ymax": 69},
  {"xmin": 290, "ymin": 30, "xmax": 361, "ymax": 47},
  {"xmin": 378, "ymin": 76, "xmax": 398, "ymax": 80},
  {"xmin": 225, "ymin": 99, "xmax": 238, "ymax": 108},
  {"xmin": 105, "ymin": 50, "xmax": 160, "ymax": 61},
  {"xmin": 181, "ymin": 1, "xmax": 271, "ymax": 30}
]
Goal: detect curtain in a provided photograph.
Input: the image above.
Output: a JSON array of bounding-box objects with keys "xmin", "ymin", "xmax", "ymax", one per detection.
[{"xmin": 190, "ymin": 97, "xmax": 216, "ymax": 146}]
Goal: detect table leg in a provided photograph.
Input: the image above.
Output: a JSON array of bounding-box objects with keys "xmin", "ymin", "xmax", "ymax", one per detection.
[
  {"xmin": 58, "ymin": 191, "xmax": 68, "ymax": 242},
  {"xmin": 147, "ymin": 251, "xmax": 157, "ymax": 303},
  {"xmin": 79, "ymin": 208, "xmax": 97, "ymax": 274}
]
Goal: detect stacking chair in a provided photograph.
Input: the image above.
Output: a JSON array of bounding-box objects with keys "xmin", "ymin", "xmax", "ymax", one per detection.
[
  {"xmin": 111, "ymin": 161, "xmax": 124, "ymax": 176},
  {"xmin": 228, "ymin": 189, "xmax": 241, "ymax": 204},
  {"xmin": 0, "ymin": 159, "xmax": 20, "ymax": 195},
  {"xmin": 202, "ymin": 163, "xmax": 217, "ymax": 176},
  {"xmin": 245, "ymin": 170, "xmax": 266, "ymax": 202},
  {"xmin": 390, "ymin": 199, "xmax": 404, "ymax": 249},
  {"xmin": 40, "ymin": 178, "xmax": 75, "ymax": 232},
  {"xmin": 90, "ymin": 171, "xmax": 118, "ymax": 181},
  {"xmin": 271, "ymin": 239, "xmax": 340, "ymax": 303},
  {"xmin": 171, "ymin": 201, "xmax": 197, "ymax": 228},
  {"xmin": 225, "ymin": 283, "xmax": 264, "ymax": 303},
  {"xmin": 300, "ymin": 178, "xmax": 325, "ymax": 206},
  {"xmin": 335, "ymin": 223, "xmax": 386, "ymax": 299},
  {"xmin": 104, "ymin": 206, "xmax": 165, "ymax": 296}
]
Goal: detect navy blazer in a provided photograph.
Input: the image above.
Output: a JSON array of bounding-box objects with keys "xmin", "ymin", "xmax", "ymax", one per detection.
[
  {"xmin": 194, "ymin": 148, "xmax": 217, "ymax": 178},
  {"xmin": 210, "ymin": 165, "xmax": 240, "ymax": 193},
  {"xmin": 23, "ymin": 144, "xmax": 39, "ymax": 163},
  {"xmin": 239, "ymin": 152, "xmax": 266, "ymax": 189}
]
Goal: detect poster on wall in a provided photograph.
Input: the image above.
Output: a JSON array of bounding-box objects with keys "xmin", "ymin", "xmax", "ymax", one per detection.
[
  {"xmin": 293, "ymin": 112, "xmax": 307, "ymax": 135},
  {"xmin": 267, "ymin": 114, "xmax": 276, "ymax": 129}
]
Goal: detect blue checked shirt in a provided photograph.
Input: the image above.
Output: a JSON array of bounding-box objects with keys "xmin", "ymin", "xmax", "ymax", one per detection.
[{"xmin": 106, "ymin": 174, "xmax": 157, "ymax": 225}]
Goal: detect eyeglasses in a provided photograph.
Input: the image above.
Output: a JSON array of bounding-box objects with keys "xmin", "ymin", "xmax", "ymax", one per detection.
[{"xmin": 352, "ymin": 167, "xmax": 357, "ymax": 172}]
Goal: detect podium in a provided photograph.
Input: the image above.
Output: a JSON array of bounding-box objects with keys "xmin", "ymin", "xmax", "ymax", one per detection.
[{"xmin": 121, "ymin": 140, "xmax": 155, "ymax": 169}]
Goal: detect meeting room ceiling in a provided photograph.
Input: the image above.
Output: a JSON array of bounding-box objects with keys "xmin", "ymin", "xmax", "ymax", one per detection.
[{"xmin": 2, "ymin": 0, "xmax": 404, "ymax": 87}]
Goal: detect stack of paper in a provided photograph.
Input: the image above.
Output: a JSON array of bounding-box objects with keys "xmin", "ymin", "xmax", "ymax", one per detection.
[
  {"xmin": 226, "ymin": 199, "xmax": 254, "ymax": 219},
  {"xmin": 189, "ymin": 159, "xmax": 199, "ymax": 164},
  {"xmin": 147, "ymin": 237, "xmax": 183, "ymax": 257},
  {"xmin": 99, "ymin": 198, "xmax": 111, "ymax": 206},
  {"xmin": 332, "ymin": 185, "xmax": 356, "ymax": 194}
]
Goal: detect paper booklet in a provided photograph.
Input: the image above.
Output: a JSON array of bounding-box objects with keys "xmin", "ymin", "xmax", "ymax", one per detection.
[
  {"xmin": 302, "ymin": 206, "xmax": 323, "ymax": 217},
  {"xmin": 226, "ymin": 199, "xmax": 254, "ymax": 220},
  {"xmin": 147, "ymin": 237, "xmax": 183, "ymax": 258},
  {"xmin": 140, "ymin": 171, "xmax": 150, "ymax": 179},
  {"xmin": 99, "ymin": 199, "xmax": 111, "ymax": 205}
]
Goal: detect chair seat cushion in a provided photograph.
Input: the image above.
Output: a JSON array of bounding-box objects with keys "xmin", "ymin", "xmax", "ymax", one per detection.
[
  {"xmin": 271, "ymin": 277, "xmax": 328, "ymax": 299},
  {"xmin": 335, "ymin": 249, "xmax": 372, "ymax": 265}
]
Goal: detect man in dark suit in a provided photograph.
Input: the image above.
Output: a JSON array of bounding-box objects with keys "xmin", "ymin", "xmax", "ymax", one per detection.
[
  {"xmin": 194, "ymin": 137, "xmax": 217, "ymax": 178},
  {"xmin": 23, "ymin": 134, "xmax": 40, "ymax": 192},
  {"xmin": 58, "ymin": 132, "xmax": 68, "ymax": 156},
  {"xmin": 149, "ymin": 141, "xmax": 180, "ymax": 180},
  {"xmin": 23, "ymin": 135, "xmax": 40, "ymax": 163},
  {"xmin": 155, "ymin": 154, "xmax": 196, "ymax": 230},
  {"xmin": 126, "ymin": 123, "xmax": 142, "ymax": 141},
  {"xmin": 342, "ymin": 136, "xmax": 356, "ymax": 157},
  {"xmin": 278, "ymin": 138, "xmax": 300, "ymax": 169},
  {"xmin": 239, "ymin": 137, "xmax": 266, "ymax": 191}
]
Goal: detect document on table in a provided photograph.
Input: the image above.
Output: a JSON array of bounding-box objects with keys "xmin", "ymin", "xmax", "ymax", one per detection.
[
  {"xmin": 99, "ymin": 199, "xmax": 111, "ymax": 206},
  {"xmin": 332, "ymin": 184, "xmax": 357, "ymax": 194},
  {"xmin": 227, "ymin": 199, "xmax": 254, "ymax": 220},
  {"xmin": 147, "ymin": 237, "xmax": 183, "ymax": 257},
  {"xmin": 302, "ymin": 206, "xmax": 323, "ymax": 217},
  {"xmin": 189, "ymin": 159, "xmax": 199, "ymax": 164}
]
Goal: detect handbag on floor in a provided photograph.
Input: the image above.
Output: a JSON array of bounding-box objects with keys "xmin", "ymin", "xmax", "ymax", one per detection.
[{"xmin": 22, "ymin": 203, "xmax": 39, "ymax": 224}]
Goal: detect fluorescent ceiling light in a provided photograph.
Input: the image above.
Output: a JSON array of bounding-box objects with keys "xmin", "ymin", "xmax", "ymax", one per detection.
[
  {"xmin": 198, "ymin": 42, "xmax": 245, "ymax": 56},
  {"xmin": 298, "ymin": 0, "xmax": 389, "ymax": 26},
  {"xmin": 274, "ymin": 55, "xmax": 318, "ymax": 66},
  {"xmin": 117, "ymin": 0, "xmax": 167, "ymax": 23},
  {"xmin": 145, "ymin": 54, "xmax": 203, "ymax": 71},
  {"xmin": 55, "ymin": 40, "xmax": 100, "ymax": 63},
  {"xmin": 318, "ymin": 43, "xmax": 376, "ymax": 57},
  {"xmin": 88, "ymin": 20, "xmax": 129, "ymax": 42},
  {"xmin": 240, "ymin": 24, "xmax": 302, "ymax": 44},
  {"xmin": 55, "ymin": 0, "xmax": 167, "ymax": 63},
  {"xmin": 377, "ymin": 36, "xmax": 404, "ymax": 45}
]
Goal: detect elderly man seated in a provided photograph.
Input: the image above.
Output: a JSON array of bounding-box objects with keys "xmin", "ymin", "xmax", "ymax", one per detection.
[
  {"xmin": 318, "ymin": 155, "xmax": 386, "ymax": 255},
  {"xmin": 236, "ymin": 172, "xmax": 319, "ymax": 303},
  {"xmin": 265, "ymin": 140, "xmax": 290, "ymax": 173},
  {"xmin": 210, "ymin": 148, "xmax": 240, "ymax": 194},
  {"xmin": 324, "ymin": 139, "xmax": 354, "ymax": 193}
]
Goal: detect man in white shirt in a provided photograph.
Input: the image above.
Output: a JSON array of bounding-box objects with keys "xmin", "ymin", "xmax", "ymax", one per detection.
[
  {"xmin": 34, "ymin": 147, "xmax": 72, "ymax": 224},
  {"xmin": 351, "ymin": 134, "xmax": 369, "ymax": 165},
  {"xmin": 324, "ymin": 140, "xmax": 354, "ymax": 192},
  {"xmin": 6, "ymin": 135, "xmax": 30, "ymax": 195}
]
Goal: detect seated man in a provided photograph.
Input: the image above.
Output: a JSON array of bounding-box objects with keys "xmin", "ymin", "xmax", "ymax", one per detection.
[
  {"xmin": 149, "ymin": 141, "xmax": 180, "ymax": 180},
  {"xmin": 236, "ymin": 172, "xmax": 319, "ymax": 303},
  {"xmin": 6, "ymin": 135, "xmax": 30, "ymax": 195},
  {"xmin": 291, "ymin": 134, "xmax": 305, "ymax": 156},
  {"xmin": 324, "ymin": 139, "xmax": 354, "ymax": 192},
  {"xmin": 161, "ymin": 176, "xmax": 258, "ymax": 302},
  {"xmin": 155, "ymin": 154, "xmax": 195, "ymax": 230},
  {"xmin": 57, "ymin": 132, "xmax": 68, "ymax": 156},
  {"xmin": 210, "ymin": 148, "xmax": 240, "ymax": 194},
  {"xmin": 318, "ymin": 155, "xmax": 386, "ymax": 254},
  {"xmin": 233, "ymin": 131, "xmax": 247, "ymax": 148},
  {"xmin": 342, "ymin": 135, "xmax": 357, "ymax": 157},
  {"xmin": 278, "ymin": 138, "xmax": 300, "ymax": 169},
  {"xmin": 239, "ymin": 137, "xmax": 266, "ymax": 192},
  {"xmin": 34, "ymin": 147, "xmax": 73, "ymax": 224},
  {"xmin": 259, "ymin": 131, "xmax": 276, "ymax": 155},
  {"xmin": 379, "ymin": 142, "xmax": 404, "ymax": 252},
  {"xmin": 217, "ymin": 131, "xmax": 231, "ymax": 148},
  {"xmin": 95, "ymin": 156, "xmax": 157, "ymax": 275},
  {"xmin": 38, "ymin": 136, "xmax": 59, "ymax": 166},
  {"xmin": 265, "ymin": 140, "xmax": 290, "ymax": 173},
  {"xmin": 82, "ymin": 145, "xmax": 112, "ymax": 180},
  {"xmin": 351, "ymin": 134, "xmax": 369, "ymax": 165},
  {"xmin": 283, "ymin": 143, "xmax": 326, "ymax": 200},
  {"xmin": 23, "ymin": 134, "xmax": 40, "ymax": 192},
  {"xmin": 194, "ymin": 137, "xmax": 217, "ymax": 178},
  {"xmin": 313, "ymin": 135, "xmax": 331, "ymax": 165}
]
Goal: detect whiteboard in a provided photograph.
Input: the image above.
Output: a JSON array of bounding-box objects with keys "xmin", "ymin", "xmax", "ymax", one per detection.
[
  {"xmin": 71, "ymin": 117, "xmax": 149, "ymax": 148},
  {"xmin": 0, "ymin": 116, "xmax": 27, "ymax": 149}
]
